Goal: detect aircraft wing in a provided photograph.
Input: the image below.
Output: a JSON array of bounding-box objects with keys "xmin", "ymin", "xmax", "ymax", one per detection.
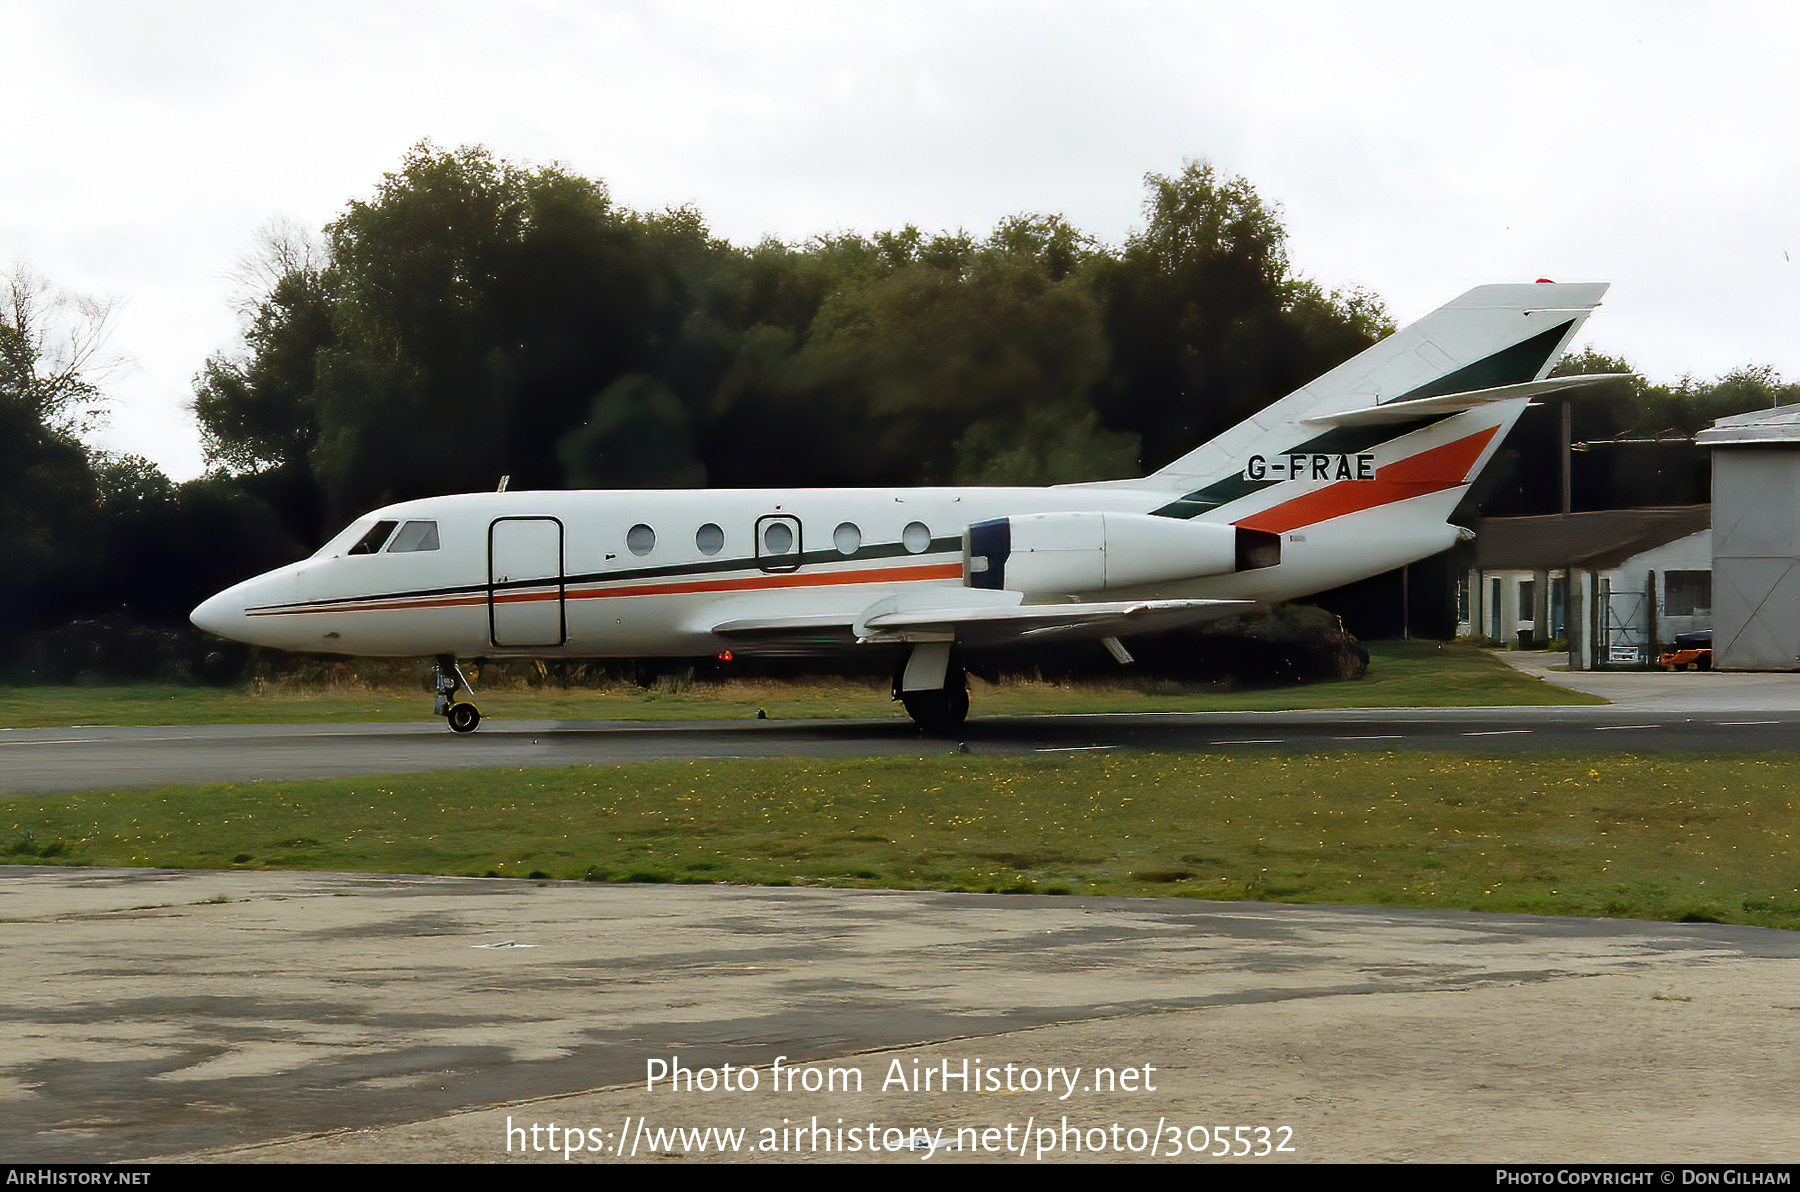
[{"xmin": 711, "ymin": 597, "xmax": 1256, "ymax": 652}]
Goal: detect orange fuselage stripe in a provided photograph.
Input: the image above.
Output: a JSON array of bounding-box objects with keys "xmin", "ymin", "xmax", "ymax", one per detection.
[{"xmin": 252, "ymin": 561, "xmax": 966, "ymax": 616}]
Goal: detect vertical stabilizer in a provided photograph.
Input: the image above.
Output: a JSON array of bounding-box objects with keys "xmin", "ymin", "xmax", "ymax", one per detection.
[{"xmin": 1133, "ymin": 281, "xmax": 1610, "ymax": 497}]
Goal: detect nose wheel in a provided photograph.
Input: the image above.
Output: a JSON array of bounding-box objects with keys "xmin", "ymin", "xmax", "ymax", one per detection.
[{"xmin": 433, "ymin": 655, "xmax": 483, "ymax": 733}]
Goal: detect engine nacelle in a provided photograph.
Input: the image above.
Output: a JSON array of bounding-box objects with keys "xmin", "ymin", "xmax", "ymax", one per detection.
[{"xmin": 963, "ymin": 512, "xmax": 1279, "ymax": 594}]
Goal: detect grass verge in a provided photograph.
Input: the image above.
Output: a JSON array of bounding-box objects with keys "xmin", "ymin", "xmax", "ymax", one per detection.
[
  {"xmin": 0, "ymin": 642, "xmax": 1596, "ymax": 729},
  {"xmin": 6, "ymin": 749, "xmax": 1793, "ymax": 929}
]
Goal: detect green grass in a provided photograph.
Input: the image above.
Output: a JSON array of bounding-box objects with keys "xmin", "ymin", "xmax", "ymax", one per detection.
[
  {"xmin": 0, "ymin": 642, "xmax": 1597, "ymax": 729},
  {"xmin": 7, "ymin": 750, "xmax": 1794, "ymax": 929}
]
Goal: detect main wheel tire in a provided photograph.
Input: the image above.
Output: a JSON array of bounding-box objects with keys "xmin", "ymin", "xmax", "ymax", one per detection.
[
  {"xmin": 900, "ymin": 669, "xmax": 969, "ymax": 735},
  {"xmin": 447, "ymin": 702, "xmax": 482, "ymax": 733}
]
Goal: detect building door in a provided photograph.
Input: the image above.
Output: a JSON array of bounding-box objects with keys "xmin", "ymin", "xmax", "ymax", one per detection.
[{"xmin": 1601, "ymin": 580, "xmax": 1647, "ymax": 666}]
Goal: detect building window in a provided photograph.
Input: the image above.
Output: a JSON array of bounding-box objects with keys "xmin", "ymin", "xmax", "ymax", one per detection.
[
  {"xmin": 1518, "ymin": 579, "xmax": 1536, "ymax": 620},
  {"xmin": 1665, "ymin": 571, "xmax": 1711, "ymax": 616}
]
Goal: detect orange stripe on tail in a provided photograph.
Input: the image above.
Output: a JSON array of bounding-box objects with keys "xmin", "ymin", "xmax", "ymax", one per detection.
[{"xmin": 1237, "ymin": 427, "xmax": 1498, "ymax": 534}]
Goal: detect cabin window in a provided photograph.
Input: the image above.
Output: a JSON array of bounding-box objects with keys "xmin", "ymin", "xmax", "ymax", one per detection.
[
  {"xmin": 763, "ymin": 521, "xmax": 794, "ymax": 555},
  {"xmin": 348, "ymin": 520, "xmax": 399, "ymax": 555},
  {"xmin": 387, "ymin": 520, "xmax": 440, "ymax": 553},
  {"xmin": 696, "ymin": 523, "xmax": 725, "ymax": 555},
  {"xmin": 833, "ymin": 522, "xmax": 861, "ymax": 555},
  {"xmin": 626, "ymin": 524, "xmax": 656, "ymax": 556},
  {"xmin": 902, "ymin": 521, "xmax": 931, "ymax": 554}
]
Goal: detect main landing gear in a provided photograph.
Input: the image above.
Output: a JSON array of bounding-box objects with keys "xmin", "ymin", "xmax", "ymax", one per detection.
[
  {"xmin": 433, "ymin": 655, "xmax": 482, "ymax": 733},
  {"xmin": 894, "ymin": 642, "xmax": 968, "ymax": 735}
]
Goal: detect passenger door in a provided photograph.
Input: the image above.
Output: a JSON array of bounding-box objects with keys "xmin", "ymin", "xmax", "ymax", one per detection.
[{"xmin": 489, "ymin": 517, "xmax": 565, "ymax": 647}]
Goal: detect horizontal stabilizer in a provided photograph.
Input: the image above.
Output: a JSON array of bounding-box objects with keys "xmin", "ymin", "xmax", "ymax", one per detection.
[{"xmin": 1301, "ymin": 373, "xmax": 1635, "ymax": 428}]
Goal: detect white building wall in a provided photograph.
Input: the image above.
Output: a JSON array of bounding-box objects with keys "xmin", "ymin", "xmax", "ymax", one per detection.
[
  {"xmin": 1459, "ymin": 529, "xmax": 1711, "ymax": 667},
  {"xmin": 1459, "ymin": 568, "xmax": 1549, "ymax": 646},
  {"xmin": 1628, "ymin": 531, "xmax": 1714, "ymax": 651}
]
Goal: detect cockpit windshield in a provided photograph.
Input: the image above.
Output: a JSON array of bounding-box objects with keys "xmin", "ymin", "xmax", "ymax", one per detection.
[
  {"xmin": 387, "ymin": 520, "xmax": 440, "ymax": 552},
  {"xmin": 348, "ymin": 520, "xmax": 399, "ymax": 555},
  {"xmin": 313, "ymin": 517, "xmax": 441, "ymax": 559}
]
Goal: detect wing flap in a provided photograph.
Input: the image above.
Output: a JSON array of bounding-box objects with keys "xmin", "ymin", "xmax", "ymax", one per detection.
[
  {"xmin": 711, "ymin": 597, "xmax": 1255, "ymax": 652},
  {"xmin": 868, "ymin": 597, "xmax": 1254, "ymax": 646}
]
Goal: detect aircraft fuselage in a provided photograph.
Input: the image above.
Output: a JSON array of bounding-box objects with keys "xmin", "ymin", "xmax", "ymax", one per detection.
[{"xmin": 193, "ymin": 484, "xmax": 1445, "ymax": 660}]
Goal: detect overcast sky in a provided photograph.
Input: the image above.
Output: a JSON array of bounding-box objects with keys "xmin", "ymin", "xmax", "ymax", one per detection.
[{"xmin": 5, "ymin": 0, "xmax": 1797, "ymax": 481}]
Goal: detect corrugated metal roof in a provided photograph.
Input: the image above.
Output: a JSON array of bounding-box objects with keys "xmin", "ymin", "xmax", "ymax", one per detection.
[
  {"xmin": 1696, "ymin": 403, "xmax": 1800, "ymax": 447},
  {"xmin": 1472, "ymin": 506, "xmax": 1711, "ymax": 570}
]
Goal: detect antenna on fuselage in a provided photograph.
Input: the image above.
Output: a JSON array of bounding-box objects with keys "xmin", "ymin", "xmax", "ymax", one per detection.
[{"xmin": 497, "ymin": 475, "xmax": 510, "ymax": 492}]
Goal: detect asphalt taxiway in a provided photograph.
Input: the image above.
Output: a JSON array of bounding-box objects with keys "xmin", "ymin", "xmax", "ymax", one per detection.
[
  {"xmin": 6, "ymin": 654, "xmax": 1800, "ymax": 797},
  {"xmin": 2, "ymin": 708, "xmax": 1797, "ymax": 797}
]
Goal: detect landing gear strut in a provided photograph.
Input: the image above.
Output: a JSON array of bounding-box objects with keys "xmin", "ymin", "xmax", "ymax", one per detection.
[
  {"xmin": 433, "ymin": 655, "xmax": 482, "ymax": 733},
  {"xmin": 894, "ymin": 642, "xmax": 968, "ymax": 735}
]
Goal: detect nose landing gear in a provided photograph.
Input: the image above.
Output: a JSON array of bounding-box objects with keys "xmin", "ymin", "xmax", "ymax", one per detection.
[
  {"xmin": 433, "ymin": 655, "xmax": 482, "ymax": 733},
  {"xmin": 446, "ymin": 701, "xmax": 482, "ymax": 733}
]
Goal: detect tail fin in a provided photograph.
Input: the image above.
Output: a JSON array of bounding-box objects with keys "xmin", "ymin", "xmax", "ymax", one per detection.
[{"xmin": 1118, "ymin": 281, "xmax": 1621, "ymax": 529}]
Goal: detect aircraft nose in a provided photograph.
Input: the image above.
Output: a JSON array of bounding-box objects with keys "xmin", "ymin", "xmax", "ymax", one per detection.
[{"xmin": 191, "ymin": 585, "xmax": 252, "ymax": 642}]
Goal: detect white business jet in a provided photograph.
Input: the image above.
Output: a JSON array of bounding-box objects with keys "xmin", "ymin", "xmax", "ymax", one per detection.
[{"xmin": 192, "ymin": 281, "xmax": 1619, "ymax": 733}]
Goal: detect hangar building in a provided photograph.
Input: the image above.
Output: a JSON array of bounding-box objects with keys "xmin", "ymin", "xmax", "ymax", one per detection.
[{"xmin": 1696, "ymin": 405, "xmax": 1800, "ymax": 670}]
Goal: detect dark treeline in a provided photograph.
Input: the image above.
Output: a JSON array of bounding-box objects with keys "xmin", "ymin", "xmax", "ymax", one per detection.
[
  {"xmin": 191, "ymin": 143, "xmax": 1392, "ymax": 530},
  {"xmin": 1477, "ymin": 350, "xmax": 1800, "ymax": 519},
  {"xmin": 4, "ymin": 143, "xmax": 1791, "ymax": 677}
]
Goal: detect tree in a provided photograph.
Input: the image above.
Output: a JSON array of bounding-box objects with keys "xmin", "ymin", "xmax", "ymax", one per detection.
[
  {"xmin": 0, "ymin": 264, "xmax": 122, "ymax": 436},
  {"xmin": 194, "ymin": 219, "xmax": 335, "ymax": 477},
  {"xmin": 0, "ymin": 266, "xmax": 117, "ymax": 652},
  {"xmin": 703, "ymin": 241, "xmax": 1118, "ymax": 486},
  {"xmin": 93, "ymin": 452, "xmax": 176, "ymax": 511},
  {"xmin": 986, "ymin": 213, "xmax": 1098, "ymax": 283},
  {"xmin": 194, "ymin": 147, "xmax": 1396, "ymax": 521},
  {"xmin": 1094, "ymin": 161, "xmax": 1386, "ymax": 469},
  {"xmin": 556, "ymin": 374, "xmax": 707, "ymax": 488},
  {"xmin": 302, "ymin": 142, "xmax": 714, "ymax": 520},
  {"xmin": 952, "ymin": 401, "xmax": 1138, "ymax": 485}
]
